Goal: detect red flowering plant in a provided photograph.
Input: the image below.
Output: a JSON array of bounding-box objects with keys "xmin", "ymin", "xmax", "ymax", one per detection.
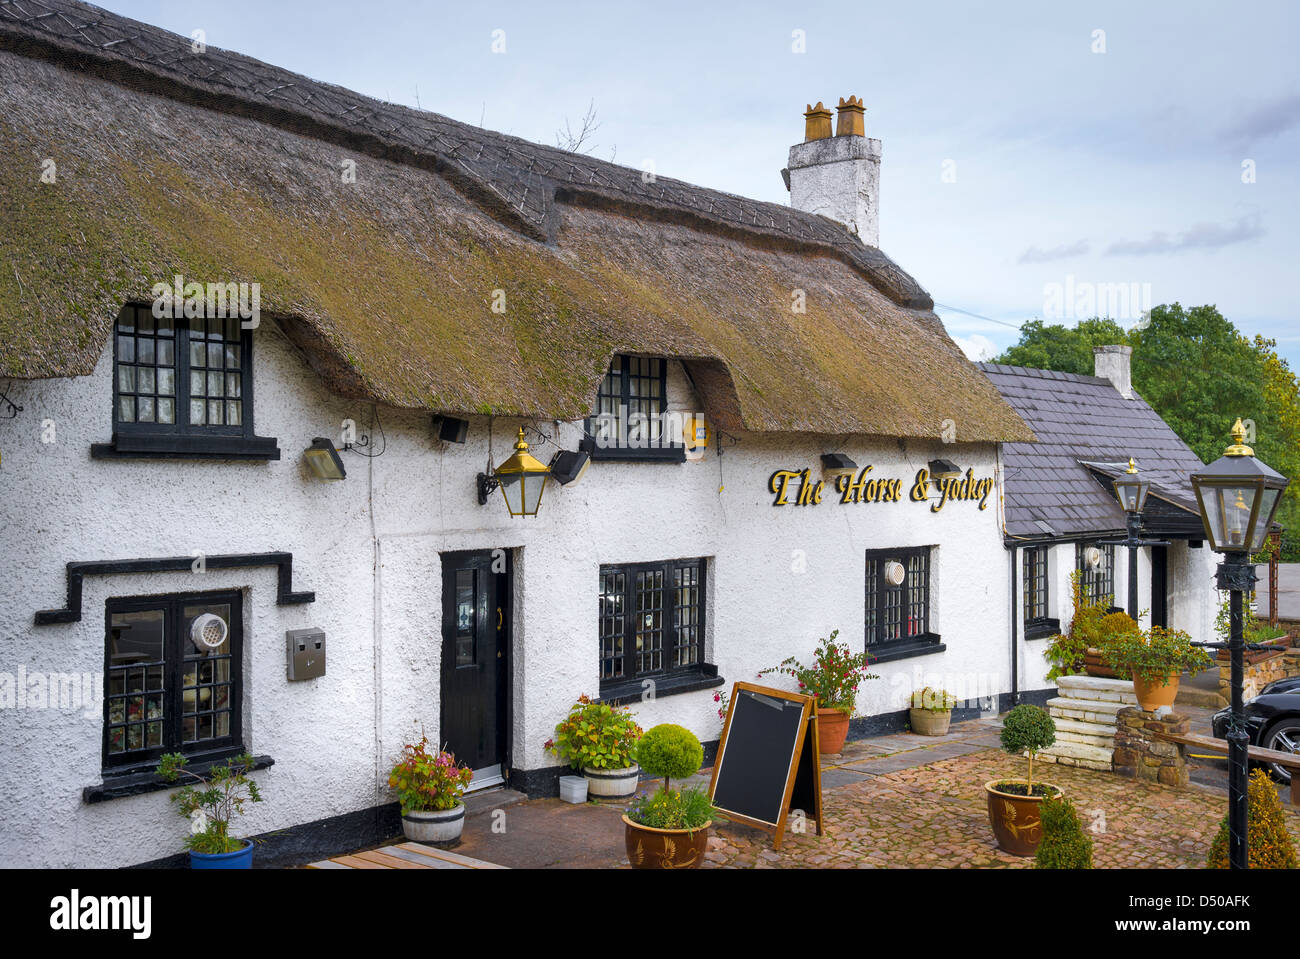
[
  {"xmin": 759, "ymin": 629, "xmax": 879, "ymax": 716},
  {"xmin": 387, "ymin": 736, "xmax": 473, "ymax": 814}
]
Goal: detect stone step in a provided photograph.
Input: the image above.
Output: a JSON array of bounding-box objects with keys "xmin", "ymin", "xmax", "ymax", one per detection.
[
  {"xmin": 1047, "ymin": 697, "xmax": 1130, "ymax": 725},
  {"xmin": 1052, "ymin": 717, "xmax": 1117, "ymax": 738},
  {"xmin": 1055, "ymin": 729, "xmax": 1116, "ymax": 750},
  {"xmin": 1040, "ymin": 740, "xmax": 1114, "ymax": 765},
  {"xmin": 1038, "ymin": 753, "xmax": 1112, "ymax": 772},
  {"xmin": 1056, "ymin": 675, "xmax": 1137, "ymax": 704}
]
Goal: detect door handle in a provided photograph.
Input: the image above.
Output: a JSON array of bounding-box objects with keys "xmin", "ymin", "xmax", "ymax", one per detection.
[{"xmin": 497, "ymin": 607, "xmax": 503, "ymax": 631}]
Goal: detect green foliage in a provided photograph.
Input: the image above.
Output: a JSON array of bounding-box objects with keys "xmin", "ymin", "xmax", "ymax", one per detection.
[
  {"xmin": 626, "ymin": 785, "xmax": 714, "ymax": 831},
  {"xmin": 387, "ymin": 736, "xmax": 473, "ymax": 814},
  {"xmin": 635, "ymin": 724, "xmax": 703, "ymax": 788},
  {"xmin": 1101, "ymin": 625, "xmax": 1213, "ymax": 684},
  {"xmin": 759, "ymin": 629, "xmax": 879, "ymax": 715},
  {"xmin": 1214, "ymin": 596, "xmax": 1288, "ymax": 645},
  {"xmin": 995, "ymin": 317, "xmax": 1131, "ymax": 375},
  {"xmin": 544, "ymin": 695, "xmax": 642, "ymax": 771},
  {"xmin": 910, "ymin": 686, "xmax": 957, "ymax": 711},
  {"xmin": 1034, "ymin": 795, "xmax": 1093, "ymax": 869},
  {"xmin": 1044, "ymin": 571, "xmax": 1114, "ymax": 682},
  {"xmin": 158, "ymin": 751, "xmax": 263, "ymax": 855},
  {"xmin": 1000, "ymin": 705, "xmax": 1056, "ymax": 793},
  {"xmin": 1207, "ymin": 768, "xmax": 1298, "ymax": 869}
]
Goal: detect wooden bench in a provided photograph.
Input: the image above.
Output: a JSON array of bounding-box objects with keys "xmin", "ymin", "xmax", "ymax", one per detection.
[
  {"xmin": 1152, "ymin": 731, "xmax": 1300, "ymax": 806},
  {"xmin": 307, "ymin": 841, "xmax": 507, "ymax": 870}
]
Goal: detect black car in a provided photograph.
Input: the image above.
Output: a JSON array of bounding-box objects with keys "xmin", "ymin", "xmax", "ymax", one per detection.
[{"xmin": 1211, "ymin": 675, "xmax": 1300, "ymax": 783}]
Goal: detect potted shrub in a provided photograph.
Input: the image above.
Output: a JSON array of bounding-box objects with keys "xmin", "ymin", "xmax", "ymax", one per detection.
[
  {"xmin": 622, "ymin": 724, "xmax": 714, "ymax": 869},
  {"xmin": 1044, "ymin": 571, "xmax": 1116, "ymax": 681},
  {"xmin": 1034, "ymin": 795, "xmax": 1093, "ymax": 869},
  {"xmin": 760, "ymin": 629, "xmax": 878, "ymax": 754},
  {"xmin": 909, "ymin": 686, "xmax": 957, "ymax": 736},
  {"xmin": 1206, "ymin": 768, "xmax": 1298, "ymax": 869},
  {"xmin": 388, "ymin": 737, "xmax": 473, "ymax": 845},
  {"xmin": 544, "ymin": 694, "xmax": 642, "ymax": 798},
  {"xmin": 1101, "ymin": 625, "xmax": 1213, "ymax": 711},
  {"xmin": 158, "ymin": 751, "xmax": 263, "ymax": 869},
  {"xmin": 985, "ymin": 704, "xmax": 1061, "ymax": 857},
  {"xmin": 1213, "ymin": 599, "xmax": 1291, "ymax": 664}
]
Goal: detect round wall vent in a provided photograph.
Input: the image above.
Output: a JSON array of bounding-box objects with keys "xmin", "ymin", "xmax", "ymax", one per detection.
[
  {"xmin": 883, "ymin": 560, "xmax": 906, "ymax": 586},
  {"xmin": 1084, "ymin": 546, "xmax": 1103, "ymax": 570},
  {"xmin": 190, "ymin": 613, "xmax": 228, "ymax": 651}
]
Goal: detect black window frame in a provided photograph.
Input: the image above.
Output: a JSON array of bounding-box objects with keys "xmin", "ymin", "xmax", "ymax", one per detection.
[
  {"xmin": 864, "ymin": 546, "xmax": 944, "ymax": 662},
  {"xmin": 102, "ymin": 588, "xmax": 244, "ymax": 776},
  {"xmin": 1075, "ymin": 541, "xmax": 1116, "ymax": 607},
  {"xmin": 597, "ymin": 557, "xmax": 718, "ymax": 703},
  {"xmin": 93, "ymin": 303, "xmax": 279, "ymax": 460},
  {"xmin": 1022, "ymin": 545, "xmax": 1058, "ymax": 639},
  {"xmin": 581, "ymin": 355, "xmax": 686, "ymax": 463}
]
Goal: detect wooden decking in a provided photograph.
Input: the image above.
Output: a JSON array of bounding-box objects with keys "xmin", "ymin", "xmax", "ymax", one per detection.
[{"xmin": 307, "ymin": 841, "xmax": 507, "ymax": 870}]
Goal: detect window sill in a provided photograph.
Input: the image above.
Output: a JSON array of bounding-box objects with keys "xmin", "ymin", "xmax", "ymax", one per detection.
[
  {"xmin": 83, "ymin": 752, "xmax": 274, "ymax": 804},
  {"xmin": 597, "ymin": 665, "xmax": 723, "ymax": 705},
  {"xmin": 579, "ymin": 436, "xmax": 687, "ymax": 463},
  {"xmin": 1024, "ymin": 618, "xmax": 1061, "ymax": 641},
  {"xmin": 866, "ymin": 638, "xmax": 946, "ymax": 664},
  {"xmin": 92, "ymin": 432, "xmax": 280, "ymax": 461}
]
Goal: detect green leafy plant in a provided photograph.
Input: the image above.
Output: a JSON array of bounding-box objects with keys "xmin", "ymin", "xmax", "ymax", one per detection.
[
  {"xmin": 635, "ymin": 723, "xmax": 704, "ymax": 791},
  {"xmin": 759, "ymin": 629, "xmax": 879, "ymax": 716},
  {"xmin": 158, "ymin": 751, "xmax": 263, "ymax": 855},
  {"xmin": 997, "ymin": 704, "xmax": 1057, "ymax": 796},
  {"xmin": 1044, "ymin": 571, "xmax": 1114, "ymax": 682},
  {"xmin": 1214, "ymin": 597, "xmax": 1288, "ymax": 646},
  {"xmin": 626, "ymin": 724, "xmax": 713, "ymax": 831},
  {"xmin": 1034, "ymin": 795, "xmax": 1093, "ymax": 869},
  {"xmin": 387, "ymin": 736, "xmax": 473, "ymax": 814},
  {"xmin": 1207, "ymin": 768, "xmax": 1298, "ymax": 869},
  {"xmin": 1100, "ymin": 625, "xmax": 1213, "ymax": 685},
  {"xmin": 544, "ymin": 695, "xmax": 642, "ymax": 770},
  {"xmin": 627, "ymin": 785, "xmax": 714, "ymax": 831},
  {"xmin": 910, "ymin": 686, "xmax": 957, "ymax": 711}
]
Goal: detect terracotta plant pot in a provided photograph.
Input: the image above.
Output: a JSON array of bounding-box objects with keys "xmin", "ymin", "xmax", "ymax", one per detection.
[
  {"xmin": 1215, "ymin": 636, "xmax": 1290, "ymax": 665},
  {"xmin": 622, "ymin": 815, "xmax": 711, "ymax": 869},
  {"xmin": 985, "ymin": 780, "xmax": 1062, "ymax": 857},
  {"xmin": 909, "ymin": 708, "xmax": 952, "ymax": 737},
  {"xmin": 816, "ymin": 707, "xmax": 850, "ymax": 754},
  {"xmin": 1084, "ymin": 648, "xmax": 1122, "ymax": 679},
  {"xmin": 1132, "ymin": 673, "xmax": 1180, "ymax": 712}
]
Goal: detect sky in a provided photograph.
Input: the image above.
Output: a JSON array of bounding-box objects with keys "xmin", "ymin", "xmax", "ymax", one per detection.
[{"xmin": 97, "ymin": 0, "xmax": 1300, "ymax": 367}]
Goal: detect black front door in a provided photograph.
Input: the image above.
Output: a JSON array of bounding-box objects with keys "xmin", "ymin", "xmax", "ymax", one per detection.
[
  {"xmin": 440, "ymin": 550, "xmax": 509, "ymax": 777},
  {"xmin": 1151, "ymin": 545, "xmax": 1169, "ymax": 629}
]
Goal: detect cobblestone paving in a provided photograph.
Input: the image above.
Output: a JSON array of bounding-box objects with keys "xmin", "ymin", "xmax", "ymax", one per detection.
[{"xmin": 704, "ymin": 747, "xmax": 1300, "ymax": 869}]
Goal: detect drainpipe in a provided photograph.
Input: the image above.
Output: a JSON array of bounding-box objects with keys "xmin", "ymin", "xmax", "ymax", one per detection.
[{"xmin": 1009, "ymin": 546, "xmax": 1019, "ymax": 708}]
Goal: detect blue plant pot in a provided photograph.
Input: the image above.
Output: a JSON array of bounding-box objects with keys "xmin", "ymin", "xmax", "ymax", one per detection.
[{"xmin": 190, "ymin": 839, "xmax": 253, "ymax": 869}]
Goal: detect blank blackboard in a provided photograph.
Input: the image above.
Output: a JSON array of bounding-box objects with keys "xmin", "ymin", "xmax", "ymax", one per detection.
[{"xmin": 711, "ymin": 686, "xmax": 810, "ymax": 827}]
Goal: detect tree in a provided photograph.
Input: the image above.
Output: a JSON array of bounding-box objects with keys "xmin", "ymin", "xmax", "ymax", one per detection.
[{"xmin": 994, "ymin": 317, "xmax": 1130, "ymax": 375}]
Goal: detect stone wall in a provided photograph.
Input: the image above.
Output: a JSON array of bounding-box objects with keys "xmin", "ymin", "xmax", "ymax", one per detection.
[
  {"xmin": 1217, "ymin": 648, "xmax": 1300, "ymax": 700},
  {"xmin": 1112, "ymin": 707, "xmax": 1189, "ymax": 786}
]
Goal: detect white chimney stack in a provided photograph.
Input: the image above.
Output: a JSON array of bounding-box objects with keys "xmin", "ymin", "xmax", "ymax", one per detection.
[
  {"xmin": 784, "ymin": 96, "xmax": 881, "ymax": 246},
  {"xmin": 1093, "ymin": 344, "xmax": 1133, "ymax": 399}
]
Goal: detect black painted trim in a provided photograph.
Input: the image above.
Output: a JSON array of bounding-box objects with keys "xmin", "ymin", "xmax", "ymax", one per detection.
[
  {"xmin": 866, "ymin": 638, "xmax": 946, "ymax": 664},
  {"xmin": 598, "ymin": 664, "xmax": 723, "ymax": 706},
  {"xmin": 92, "ymin": 434, "xmax": 280, "ymax": 460},
  {"xmin": 34, "ymin": 551, "xmax": 315, "ymax": 625},
  {"xmin": 85, "ymin": 753, "xmax": 274, "ymax": 804},
  {"xmin": 130, "ymin": 801, "xmax": 403, "ymax": 869},
  {"xmin": 1024, "ymin": 618, "xmax": 1061, "ymax": 641}
]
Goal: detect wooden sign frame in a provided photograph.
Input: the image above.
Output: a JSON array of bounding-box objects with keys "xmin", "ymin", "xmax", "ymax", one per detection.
[{"xmin": 708, "ymin": 681, "xmax": 825, "ymax": 850}]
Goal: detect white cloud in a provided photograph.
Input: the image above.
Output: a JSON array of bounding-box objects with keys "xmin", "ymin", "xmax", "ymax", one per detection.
[{"xmin": 952, "ymin": 334, "xmax": 999, "ymax": 362}]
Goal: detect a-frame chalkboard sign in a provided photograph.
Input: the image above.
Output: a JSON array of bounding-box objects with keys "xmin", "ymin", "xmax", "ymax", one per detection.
[{"xmin": 708, "ymin": 682, "xmax": 824, "ymax": 850}]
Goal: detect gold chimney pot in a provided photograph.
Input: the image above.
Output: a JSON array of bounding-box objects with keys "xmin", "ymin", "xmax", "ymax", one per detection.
[
  {"xmin": 803, "ymin": 101, "xmax": 833, "ymax": 141},
  {"xmin": 835, "ymin": 95, "xmax": 866, "ymax": 137}
]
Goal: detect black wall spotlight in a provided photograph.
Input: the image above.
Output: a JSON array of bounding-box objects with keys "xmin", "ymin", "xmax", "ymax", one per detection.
[
  {"xmin": 549, "ymin": 449, "xmax": 591, "ymax": 487},
  {"xmin": 433, "ymin": 415, "xmax": 469, "ymax": 444},
  {"xmin": 928, "ymin": 458, "xmax": 961, "ymax": 480},
  {"xmin": 304, "ymin": 437, "xmax": 346, "ymax": 480}
]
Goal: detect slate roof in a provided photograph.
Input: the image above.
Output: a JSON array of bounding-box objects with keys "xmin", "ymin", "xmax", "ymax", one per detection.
[{"xmin": 978, "ymin": 363, "xmax": 1206, "ymax": 540}]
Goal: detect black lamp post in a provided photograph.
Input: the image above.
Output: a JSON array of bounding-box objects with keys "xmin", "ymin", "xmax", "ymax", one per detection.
[
  {"xmin": 1113, "ymin": 458, "xmax": 1151, "ymax": 620},
  {"xmin": 1191, "ymin": 418, "xmax": 1289, "ymax": 869}
]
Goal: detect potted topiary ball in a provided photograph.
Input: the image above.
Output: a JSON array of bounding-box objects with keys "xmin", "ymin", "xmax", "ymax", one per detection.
[
  {"xmin": 985, "ymin": 704, "xmax": 1062, "ymax": 856},
  {"xmin": 622, "ymin": 724, "xmax": 715, "ymax": 869}
]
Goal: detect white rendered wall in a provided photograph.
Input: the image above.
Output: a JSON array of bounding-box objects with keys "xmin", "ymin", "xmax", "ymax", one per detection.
[{"xmin": 0, "ymin": 322, "xmax": 1012, "ymax": 866}]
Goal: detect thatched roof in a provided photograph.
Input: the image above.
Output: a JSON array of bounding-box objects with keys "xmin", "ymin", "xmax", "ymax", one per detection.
[{"xmin": 0, "ymin": 0, "xmax": 1034, "ymax": 440}]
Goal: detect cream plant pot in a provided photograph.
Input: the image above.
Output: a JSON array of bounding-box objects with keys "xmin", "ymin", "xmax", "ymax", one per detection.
[
  {"xmin": 582, "ymin": 764, "xmax": 640, "ymax": 798},
  {"xmin": 401, "ymin": 803, "xmax": 466, "ymax": 845}
]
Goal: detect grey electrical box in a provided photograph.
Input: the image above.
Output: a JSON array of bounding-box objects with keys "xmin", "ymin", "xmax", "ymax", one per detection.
[{"xmin": 287, "ymin": 628, "xmax": 326, "ymax": 680}]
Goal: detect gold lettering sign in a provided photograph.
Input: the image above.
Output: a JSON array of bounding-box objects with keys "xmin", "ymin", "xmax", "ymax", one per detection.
[{"xmin": 769, "ymin": 466, "xmax": 993, "ymax": 511}]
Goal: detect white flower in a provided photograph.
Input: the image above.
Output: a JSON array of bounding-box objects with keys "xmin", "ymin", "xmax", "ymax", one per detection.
[{"xmin": 189, "ymin": 809, "xmax": 209, "ymax": 835}]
